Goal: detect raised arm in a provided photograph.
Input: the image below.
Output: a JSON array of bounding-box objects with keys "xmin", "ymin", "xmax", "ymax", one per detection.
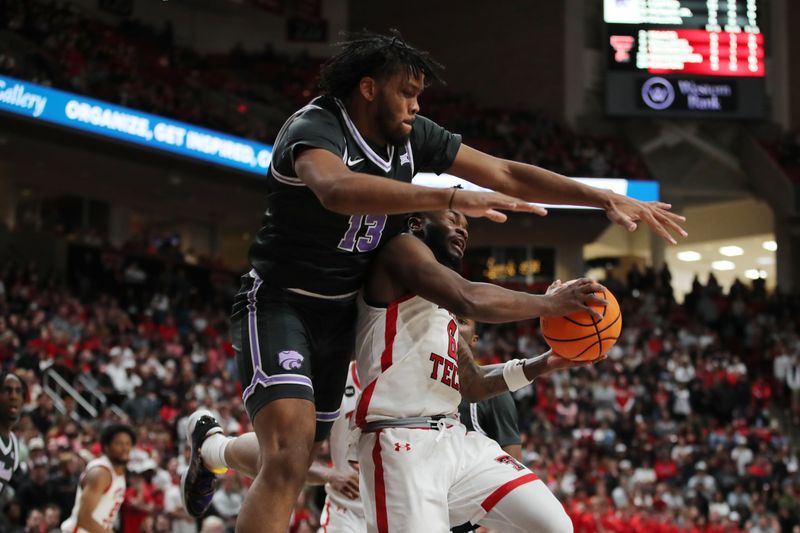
[
  {"xmin": 76, "ymin": 466, "xmax": 113, "ymax": 533},
  {"xmin": 447, "ymin": 144, "xmax": 687, "ymax": 244},
  {"xmin": 294, "ymin": 149, "xmax": 546, "ymax": 222},
  {"xmin": 380, "ymin": 234, "xmax": 606, "ymax": 323}
]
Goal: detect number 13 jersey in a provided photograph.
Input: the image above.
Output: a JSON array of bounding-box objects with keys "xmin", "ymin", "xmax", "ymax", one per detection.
[{"xmin": 248, "ymin": 95, "xmax": 461, "ymax": 298}]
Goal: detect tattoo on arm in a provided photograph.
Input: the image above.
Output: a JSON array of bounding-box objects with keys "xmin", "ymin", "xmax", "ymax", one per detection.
[
  {"xmin": 457, "ymin": 339, "xmax": 510, "ymax": 400},
  {"xmin": 457, "ymin": 340, "xmax": 557, "ymax": 401}
]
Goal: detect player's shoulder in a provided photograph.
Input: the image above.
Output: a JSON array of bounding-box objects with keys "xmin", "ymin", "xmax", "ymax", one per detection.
[
  {"xmin": 376, "ymin": 232, "xmax": 433, "ymax": 263},
  {"xmin": 291, "ymin": 96, "xmax": 342, "ymax": 125}
]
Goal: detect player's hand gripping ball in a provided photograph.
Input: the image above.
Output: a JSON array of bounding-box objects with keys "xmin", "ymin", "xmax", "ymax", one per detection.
[{"xmin": 541, "ymin": 280, "xmax": 622, "ymax": 362}]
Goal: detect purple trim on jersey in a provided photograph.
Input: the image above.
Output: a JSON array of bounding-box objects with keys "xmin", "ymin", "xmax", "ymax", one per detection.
[
  {"xmin": 243, "ymin": 371, "xmax": 314, "ymax": 403},
  {"xmin": 334, "ymin": 98, "xmax": 394, "ymax": 172},
  {"xmin": 246, "ymin": 274, "xmax": 264, "ymax": 374},
  {"xmin": 241, "ymin": 271, "xmax": 313, "ymax": 404},
  {"xmin": 315, "ymin": 409, "xmax": 341, "ymax": 422}
]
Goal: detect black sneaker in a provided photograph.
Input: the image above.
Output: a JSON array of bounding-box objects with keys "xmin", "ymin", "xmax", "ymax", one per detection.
[{"xmin": 181, "ymin": 409, "xmax": 226, "ymax": 517}]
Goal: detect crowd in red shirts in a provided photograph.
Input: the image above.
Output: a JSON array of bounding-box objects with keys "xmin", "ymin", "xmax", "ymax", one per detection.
[
  {"xmin": 0, "ymin": 245, "xmax": 798, "ymax": 532},
  {"xmin": 474, "ymin": 269, "xmax": 800, "ymax": 533}
]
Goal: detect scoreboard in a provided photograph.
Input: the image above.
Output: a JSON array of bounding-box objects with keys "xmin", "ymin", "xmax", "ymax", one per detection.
[{"xmin": 605, "ymin": 0, "xmax": 766, "ymax": 118}]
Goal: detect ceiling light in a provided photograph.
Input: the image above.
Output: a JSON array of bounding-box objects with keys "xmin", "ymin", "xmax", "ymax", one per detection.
[
  {"xmin": 719, "ymin": 246, "xmax": 744, "ymax": 257},
  {"xmin": 756, "ymin": 256, "xmax": 774, "ymax": 266},
  {"xmin": 711, "ymin": 260, "xmax": 735, "ymax": 271},
  {"xmin": 677, "ymin": 251, "xmax": 702, "ymax": 262},
  {"xmin": 762, "ymin": 240, "xmax": 777, "ymax": 252},
  {"xmin": 745, "ymin": 269, "xmax": 768, "ymax": 280}
]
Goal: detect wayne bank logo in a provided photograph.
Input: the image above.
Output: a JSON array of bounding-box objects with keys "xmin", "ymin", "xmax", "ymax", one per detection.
[
  {"xmin": 0, "ymin": 78, "xmax": 48, "ymax": 117},
  {"xmin": 641, "ymin": 77, "xmax": 675, "ymax": 110}
]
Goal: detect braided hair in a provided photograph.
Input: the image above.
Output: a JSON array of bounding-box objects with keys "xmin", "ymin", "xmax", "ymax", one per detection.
[{"xmin": 319, "ymin": 29, "xmax": 445, "ymax": 99}]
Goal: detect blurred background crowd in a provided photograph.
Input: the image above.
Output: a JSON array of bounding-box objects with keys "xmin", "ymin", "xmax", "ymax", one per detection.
[
  {"xmin": 0, "ymin": 250, "xmax": 798, "ymax": 532},
  {"xmin": 0, "ymin": 1, "xmax": 798, "ymax": 532}
]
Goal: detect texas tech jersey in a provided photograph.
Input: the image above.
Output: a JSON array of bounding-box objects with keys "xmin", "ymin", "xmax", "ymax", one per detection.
[
  {"xmin": 0, "ymin": 431, "xmax": 19, "ymax": 494},
  {"xmin": 325, "ymin": 361, "xmax": 363, "ymax": 512},
  {"xmin": 354, "ymin": 294, "xmax": 462, "ymax": 425},
  {"xmin": 248, "ymin": 95, "xmax": 461, "ymax": 298},
  {"xmin": 61, "ymin": 456, "xmax": 126, "ymax": 533}
]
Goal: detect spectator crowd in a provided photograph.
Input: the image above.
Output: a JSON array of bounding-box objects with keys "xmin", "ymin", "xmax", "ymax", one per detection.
[
  {"xmin": 0, "ymin": 246, "xmax": 798, "ymax": 532},
  {"xmin": 0, "ymin": 2, "xmax": 797, "ymax": 532},
  {"xmin": 0, "ymin": 0, "xmax": 649, "ymax": 180}
]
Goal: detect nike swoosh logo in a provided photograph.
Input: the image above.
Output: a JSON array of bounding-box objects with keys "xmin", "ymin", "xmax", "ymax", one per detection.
[{"xmin": 347, "ymin": 156, "xmax": 365, "ymax": 167}]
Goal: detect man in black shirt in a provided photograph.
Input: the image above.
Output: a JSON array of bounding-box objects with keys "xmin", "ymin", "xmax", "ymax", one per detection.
[
  {"xmin": 0, "ymin": 372, "xmax": 24, "ymax": 496},
  {"xmin": 182, "ymin": 31, "xmax": 686, "ymax": 532}
]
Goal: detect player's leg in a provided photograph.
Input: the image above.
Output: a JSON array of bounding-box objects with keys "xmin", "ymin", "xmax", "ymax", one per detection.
[
  {"xmin": 233, "ymin": 285, "xmax": 321, "ymax": 533},
  {"xmin": 476, "ymin": 479, "xmax": 573, "ymax": 533},
  {"xmin": 448, "ymin": 432, "xmax": 572, "ymax": 533},
  {"xmin": 358, "ymin": 428, "xmax": 452, "ymax": 533},
  {"xmin": 237, "ymin": 397, "xmax": 317, "ymax": 532}
]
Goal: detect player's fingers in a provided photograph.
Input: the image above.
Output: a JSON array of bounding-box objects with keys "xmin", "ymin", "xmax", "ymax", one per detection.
[
  {"xmin": 656, "ymin": 211, "xmax": 688, "ymax": 237},
  {"xmin": 508, "ymin": 202, "xmax": 548, "ymax": 216},
  {"xmin": 482, "ymin": 209, "xmax": 508, "ymax": 223},
  {"xmin": 582, "ymin": 305, "xmax": 603, "ymax": 322},
  {"xmin": 644, "ymin": 212, "xmax": 677, "ymax": 244},
  {"xmin": 586, "ymin": 294, "xmax": 609, "ymax": 306},
  {"xmin": 608, "ymin": 207, "xmax": 638, "ymax": 232}
]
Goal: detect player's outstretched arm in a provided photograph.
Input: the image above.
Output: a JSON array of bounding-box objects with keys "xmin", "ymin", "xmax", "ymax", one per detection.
[
  {"xmin": 76, "ymin": 466, "xmax": 113, "ymax": 533},
  {"xmin": 457, "ymin": 338, "xmax": 601, "ymax": 402},
  {"xmin": 380, "ymin": 235, "xmax": 607, "ymax": 323},
  {"xmin": 447, "ymin": 144, "xmax": 688, "ymax": 244},
  {"xmin": 295, "ymin": 149, "xmax": 545, "ymax": 222}
]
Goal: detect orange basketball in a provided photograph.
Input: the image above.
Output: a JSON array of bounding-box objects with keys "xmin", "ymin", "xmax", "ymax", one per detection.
[{"xmin": 540, "ymin": 286, "xmax": 622, "ymax": 361}]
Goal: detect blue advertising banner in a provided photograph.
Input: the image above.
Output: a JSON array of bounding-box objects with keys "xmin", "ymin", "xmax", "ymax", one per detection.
[{"xmin": 0, "ymin": 74, "xmax": 273, "ymax": 175}]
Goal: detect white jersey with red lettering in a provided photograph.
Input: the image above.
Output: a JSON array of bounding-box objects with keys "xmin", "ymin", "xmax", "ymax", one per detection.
[
  {"xmin": 61, "ymin": 456, "xmax": 126, "ymax": 533},
  {"xmin": 352, "ymin": 292, "xmax": 570, "ymax": 533},
  {"xmin": 354, "ymin": 294, "xmax": 461, "ymax": 427},
  {"xmin": 323, "ymin": 361, "xmax": 365, "ymax": 518}
]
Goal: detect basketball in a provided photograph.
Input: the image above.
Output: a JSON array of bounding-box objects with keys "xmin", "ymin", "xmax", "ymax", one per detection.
[{"xmin": 541, "ymin": 285, "xmax": 622, "ymax": 362}]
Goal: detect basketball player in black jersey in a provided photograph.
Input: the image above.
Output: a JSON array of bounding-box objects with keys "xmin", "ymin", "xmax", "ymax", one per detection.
[
  {"xmin": 0, "ymin": 372, "xmax": 24, "ymax": 495},
  {"xmin": 182, "ymin": 31, "xmax": 686, "ymax": 532}
]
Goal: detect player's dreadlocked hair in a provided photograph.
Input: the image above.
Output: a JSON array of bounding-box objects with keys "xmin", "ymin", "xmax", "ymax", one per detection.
[{"xmin": 319, "ymin": 29, "xmax": 445, "ymax": 99}]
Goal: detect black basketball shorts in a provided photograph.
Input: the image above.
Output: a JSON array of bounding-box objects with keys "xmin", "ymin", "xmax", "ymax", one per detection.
[{"xmin": 230, "ymin": 270, "xmax": 356, "ymax": 441}]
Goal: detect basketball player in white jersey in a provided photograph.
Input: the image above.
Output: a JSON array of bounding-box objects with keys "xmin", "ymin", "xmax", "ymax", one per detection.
[
  {"xmin": 0, "ymin": 372, "xmax": 24, "ymax": 495},
  {"xmin": 61, "ymin": 424, "xmax": 134, "ymax": 533},
  {"xmin": 181, "ymin": 209, "xmax": 601, "ymax": 526},
  {"xmin": 308, "ymin": 360, "xmax": 365, "ymax": 533},
  {"xmin": 353, "ymin": 209, "xmax": 602, "ymax": 533}
]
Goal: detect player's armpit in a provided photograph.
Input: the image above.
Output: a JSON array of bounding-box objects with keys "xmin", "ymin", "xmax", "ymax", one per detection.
[{"xmin": 77, "ymin": 467, "xmax": 113, "ymax": 533}]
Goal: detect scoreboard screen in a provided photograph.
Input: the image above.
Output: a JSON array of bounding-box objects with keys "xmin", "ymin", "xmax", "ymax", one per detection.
[{"xmin": 605, "ymin": 0, "xmax": 766, "ymax": 118}]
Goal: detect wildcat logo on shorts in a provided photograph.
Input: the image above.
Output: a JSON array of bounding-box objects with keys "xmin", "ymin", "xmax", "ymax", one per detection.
[{"xmin": 277, "ymin": 350, "xmax": 304, "ymax": 370}]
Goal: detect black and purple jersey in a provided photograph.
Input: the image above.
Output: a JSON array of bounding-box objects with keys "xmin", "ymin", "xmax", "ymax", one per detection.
[
  {"xmin": 247, "ymin": 95, "xmax": 461, "ymax": 298},
  {"xmin": 0, "ymin": 431, "xmax": 19, "ymax": 494}
]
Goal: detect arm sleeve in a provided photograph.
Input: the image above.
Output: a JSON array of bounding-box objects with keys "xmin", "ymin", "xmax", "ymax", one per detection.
[
  {"xmin": 274, "ymin": 105, "xmax": 346, "ymax": 173},
  {"xmin": 409, "ymin": 115, "xmax": 462, "ymax": 175},
  {"xmin": 480, "ymin": 393, "xmax": 522, "ymax": 447}
]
